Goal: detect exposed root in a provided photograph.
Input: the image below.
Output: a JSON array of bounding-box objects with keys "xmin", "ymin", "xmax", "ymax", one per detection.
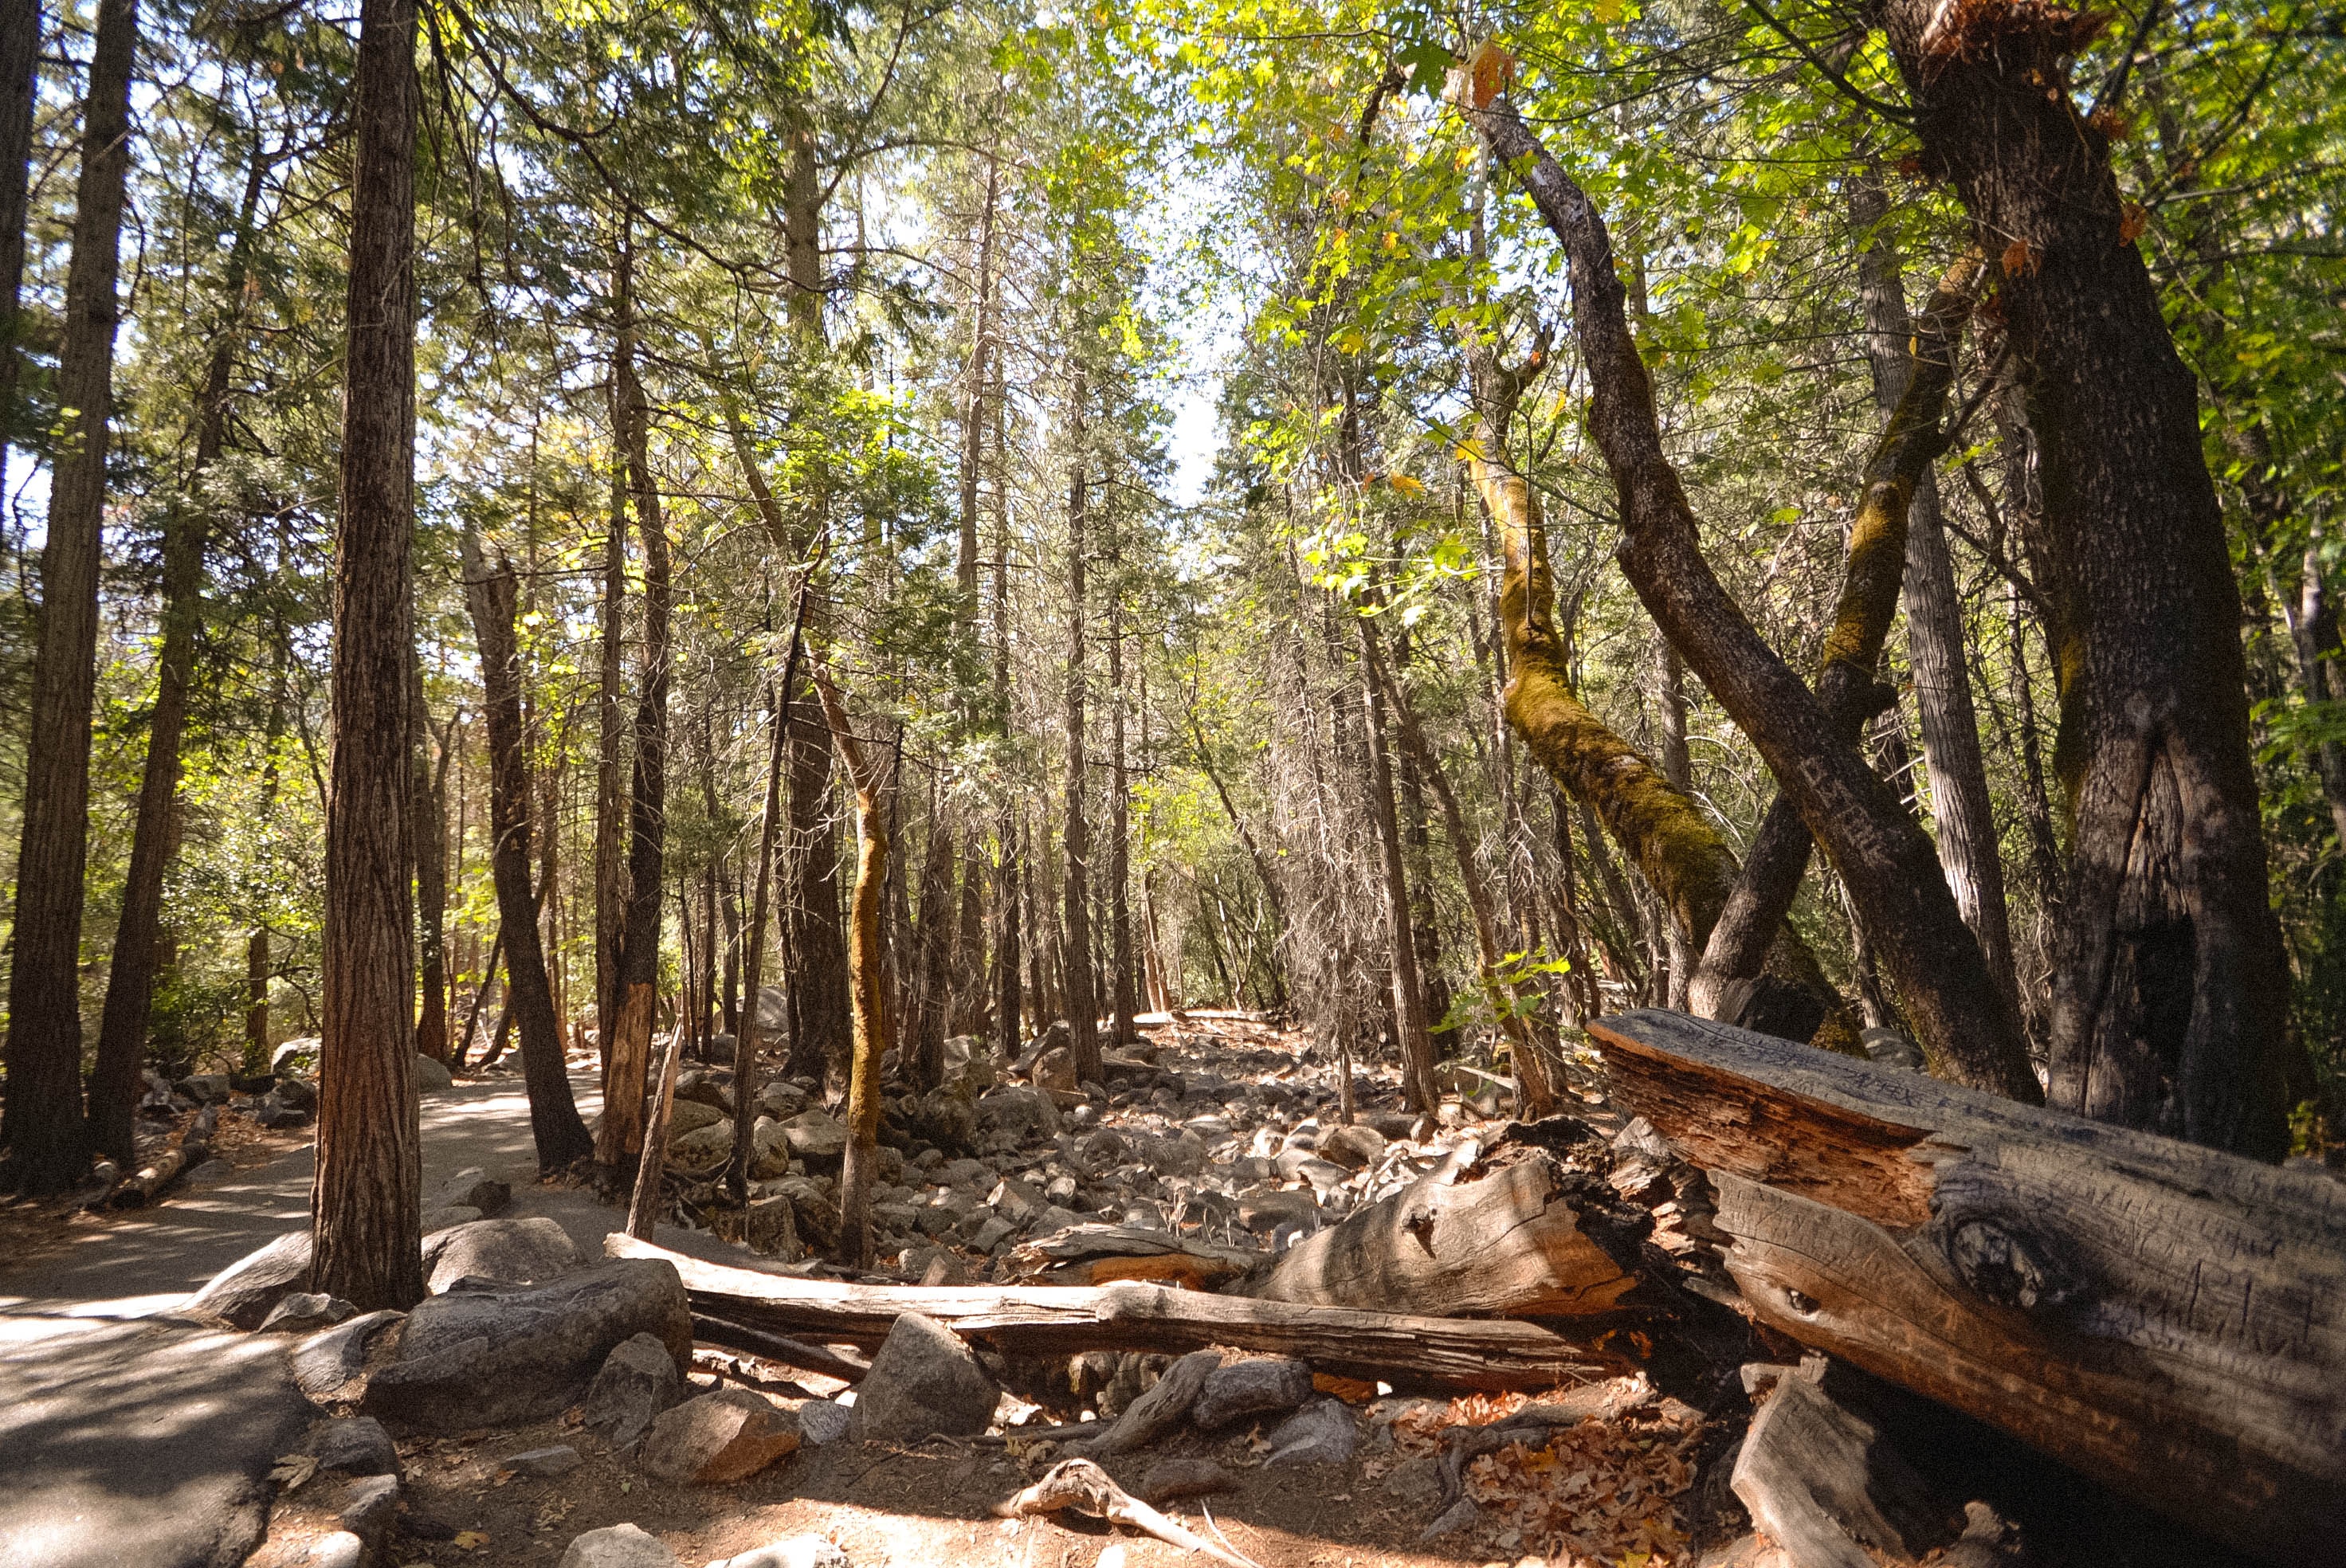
[{"xmin": 994, "ymin": 1457, "xmax": 1265, "ymax": 1568}]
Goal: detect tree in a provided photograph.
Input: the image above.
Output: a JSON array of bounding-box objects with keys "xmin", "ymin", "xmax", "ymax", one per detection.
[
  {"xmin": 458, "ymin": 530, "xmax": 594, "ymax": 1170},
  {"xmin": 1, "ymin": 0, "xmax": 140, "ymax": 1197},
  {"xmin": 312, "ymin": 0, "xmax": 424, "ymax": 1310}
]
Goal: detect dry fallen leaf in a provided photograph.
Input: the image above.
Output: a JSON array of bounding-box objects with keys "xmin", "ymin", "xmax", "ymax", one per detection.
[
  {"xmin": 453, "ymin": 1530, "xmax": 490, "ymax": 1550},
  {"xmin": 268, "ymin": 1453, "xmax": 320, "ymax": 1493}
]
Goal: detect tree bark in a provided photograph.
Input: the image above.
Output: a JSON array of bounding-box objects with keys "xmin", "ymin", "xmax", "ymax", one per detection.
[
  {"xmin": 1687, "ymin": 248, "xmax": 1984, "ymax": 1029},
  {"xmin": 459, "ymin": 531, "xmax": 593, "ymax": 1170},
  {"xmin": 810, "ymin": 665, "xmax": 891, "ymax": 1271},
  {"xmin": 412, "ymin": 692, "xmax": 451, "ymax": 1064},
  {"xmin": 312, "ymin": 0, "xmax": 423, "ymax": 1309},
  {"xmin": 1876, "ymin": 0, "xmax": 2290, "ymax": 1152},
  {"xmin": 729, "ymin": 585, "xmax": 804, "ymax": 1204},
  {"xmin": 1107, "ymin": 567, "xmax": 1139, "ymax": 1047},
  {"xmin": 1353, "ymin": 617, "xmax": 1439, "ymax": 1111},
  {"xmin": 0, "ymin": 0, "xmax": 34, "ymax": 440},
  {"xmin": 1465, "ymin": 337, "xmax": 1847, "ymax": 1053},
  {"xmin": 0, "ymin": 0, "xmax": 139, "ymax": 1196},
  {"xmin": 1061, "ymin": 374, "xmax": 1100, "ymax": 1083},
  {"xmin": 593, "ymin": 237, "xmax": 631, "ymax": 1083},
  {"xmin": 597, "ymin": 257, "xmax": 672, "ymax": 1191},
  {"xmin": 1465, "ymin": 91, "xmax": 2034, "ymax": 1101}
]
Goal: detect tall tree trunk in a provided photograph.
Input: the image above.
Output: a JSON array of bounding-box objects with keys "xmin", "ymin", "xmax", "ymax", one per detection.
[
  {"xmin": 413, "ymin": 692, "xmax": 451, "ymax": 1064},
  {"xmin": 1107, "ymin": 546, "xmax": 1138, "ymax": 1046},
  {"xmin": 0, "ymin": 0, "xmax": 34, "ymax": 445},
  {"xmin": 731, "ymin": 579, "xmax": 810, "ymax": 1201},
  {"xmin": 312, "ymin": 0, "xmax": 422, "ymax": 1308},
  {"xmin": 0, "ymin": 0, "xmax": 137, "ymax": 1197},
  {"xmin": 1876, "ymin": 0, "xmax": 2290, "ymax": 1151},
  {"xmin": 88, "ymin": 129, "xmax": 271, "ymax": 1159},
  {"xmin": 1357, "ymin": 617, "xmax": 1440, "ymax": 1111},
  {"xmin": 1851, "ymin": 178, "xmax": 2022, "ymax": 1029},
  {"xmin": 593, "ymin": 241, "xmax": 631, "ymax": 1084},
  {"xmin": 910, "ymin": 817, "xmax": 955, "ymax": 1089},
  {"xmin": 1650, "ymin": 633, "xmax": 1692, "ymax": 1009},
  {"xmin": 1061, "ymin": 374, "xmax": 1100, "ymax": 1082},
  {"xmin": 811, "ymin": 666, "xmax": 890, "ymax": 1270},
  {"xmin": 1686, "ymin": 249, "xmax": 1984, "ymax": 1029},
  {"xmin": 2277, "ymin": 534, "xmax": 2346, "ymax": 845},
  {"xmin": 460, "ymin": 531, "xmax": 592, "ymax": 1169},
  {"xmin": 1464, "ymin": 91, "xmax": 2034, "ymax": 1100},
  {"xmin": 597, "ymin": 243, "xmax": 671, "ymax": 1191}
]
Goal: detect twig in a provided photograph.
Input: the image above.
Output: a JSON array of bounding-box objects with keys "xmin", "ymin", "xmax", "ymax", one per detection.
[{"xmin": 994, "ymin": 1458, "xmax": 1265, "ymax": 1568}]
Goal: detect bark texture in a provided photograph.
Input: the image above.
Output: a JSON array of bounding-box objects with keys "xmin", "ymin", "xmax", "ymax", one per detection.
[
  {"xmin": 0, "ymin": 0, "xmax": 35, "ymax": 431},
  {"xmin": 1061, "ymin": 379, "xmax": 1100, "ymax": 1083},
  {"xmin": 312, "ymin": 0, "xmax": 423, "ymax": 1309},
  {"xmin": 1877, "ymin": 0, "xmax": 2293, "ymax": 1153},
  {"xmin": 1466, "ymin": 92, "xmax": 2035, "ymax": 1101},
  {"xmin": 459, "ymin": 531, "xmax": 593, "ymax": 1170},
  {"xmin": 810, "ymin": 666, "xmax": 891, "ymax": 1270}
]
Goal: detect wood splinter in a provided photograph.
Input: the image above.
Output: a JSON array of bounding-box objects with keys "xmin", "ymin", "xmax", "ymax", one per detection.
[{"xmin": 994, "ymin": 1457, "xmax": 1264, "ymax": 1568}]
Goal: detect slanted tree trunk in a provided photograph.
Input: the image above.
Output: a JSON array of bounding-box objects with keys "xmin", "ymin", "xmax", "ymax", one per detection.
[
  {"xmin": 312, "ymin": 0, "xmax": 423, "ymax": 1310},
  {"xmin": 1687, "ymin": 248, "xmax": 1984, "ymax": 1028},
  {"xmin": 1463, "ymin": 89, "xmax": 2034, "ymax": 1101},
  {"xmin": 596, "ymin": 232, "xmax": 671, "ymax": 1191},
  {"xmin": 459, "ymin": 531, "xmax": 593, "ymax": 1170},
  {"xmin": 1464, "ymin": 336, "xmax": 1846, "ymax": 1053},
  {"xmin": 1877, "ymin": 0, "xmax": 2291, "ymax": 1151},
  {"xmin": 1854, "ymin": 177, "xmax": 2022, "ymax": 1027},
  {"xmin": 1062, "ymin": 375, "xmax": 1101, "ymax": 1083},
  {"xmin": 0, "ymin": 0, "xmax": 139, "ymax": 1197},
  {"xmin": 810, "ymin": 665, "xmax": 892, "ymax": 1270}
]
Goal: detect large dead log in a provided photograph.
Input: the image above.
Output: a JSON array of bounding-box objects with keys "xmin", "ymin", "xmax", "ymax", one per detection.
[
  {"xmin": 606, "ymin": 1233, "xmax": 1614, "ymax": 1392},
  {"xmin": 1242, "ymin": 1143, "xmax": 1639, "ymax": 1315},
  {"xmin": 1587, "ymin": 1009, "xmax": 2346, "ymax": 1565}
]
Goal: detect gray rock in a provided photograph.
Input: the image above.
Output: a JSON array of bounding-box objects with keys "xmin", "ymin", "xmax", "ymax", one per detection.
[
  {"xmin": 424, "ymin": 1166, "xmax": 511, "ymax": 1216},
  {"xmin": 1421, "ymin": 1498, "xmax": 1478, "ymax": 1540},
  {"xmin": 311, "ymin": 1531, "xmax": 365, "ymax": 1568},
  {"xmin": 667, "ymin": 1120, "xmax": 736, "ymax": 1174},
  {"xmin": 1861, "ymin": 1027, "xmax": 1926, "ymax": 1072},
  {"xmin": 418, "ymin": 1204, "xmax": 484, "ymax": 1233},
  {"xmin": 781, "ymin": 1109, "xmax": 849, "ymax": 1161},
  {"xmin": 273, "ymin": 1076, "xmax": 318, "ymax": 1111},
  {"xmin": 1265, "ymin": 1397, "xmax": 1357, "ymax": 1466},
  {"xmin": 414, "ymin": 1054, "xmax": 454, "ymax": 1092},
  {"xmin": 848, "ymin": 1312, "xmax": 999, "ymax": 1443},
  {"xmin": 559, "ymin": 1523, "xmax": 680, "ymax": 1568},
  {"xmin": 175, "ymin": 1072, "xmax": 233, "ymax": 1103},
  {"xmin": 709, "ymin": 1538, "xmax": 852, "ymax": 1568},
  {"xmin": 794, "ymin": 1400, "xmax": 852, "ymax": 1447},
  {"xmin": 674, "ymin": 1071, "xmax": 736, "ymax": 1115},
  {"xmin": 1191, "ymin": 1356, "xmax": 1313, "ymax": 1429},
  {"xmin": 363, "ymin": 1260, "xmax": 691, "ymax": 1432},
  {"xmin": 252, "ymin": 1092, "xmax": 312, "ymax": 1129},
  {"xmin": 583, "ymin": 1331, "xmax": 685, "ymax": 1449},
  {"xmin": 422, "ymin": 1216, "xmax": 581, "ymax": 1293},
  {"xmin": 639, "ymin": 1389, "xmax": 801, "ymax": 1484},
  {"xmin": 1386, "ymin": 1452, "xmax": 1443, "ymax": 1509},
  {"xmin": 742, "ymin": 1194, "xmax": 800, "ymax": 1256},
  {"xmin": 504, "ymin": 1445, "xmax": 583, "ymax": 1478},
  {"xmin": 183, "ymin": 1229, "xmax": 313, "ymax": 1328},
  {"xmin": 261, "ymin": 1292, "xmax": 357, "ymax": 1334},
  {"xmin": 1136, "ymin": 1456, "xmax": 1238, "ymax": 1504},
  {"xmin": 339, "ymin": 1473, "xmax": 400, "ymax": 1539},
  {"xmin": 292, "ymin": 1311, "xmax": 404, "ymax": 1403},
  {"xmin": 1235, "ymin": 1188, "xmax": 1320, "ymax": 1234},
  {"xmin": 306, "ymin": 1416, "xmax": 402, "ymax": 1479},
  {"xmin": 181, "ymin": 1157, "xmax": 237, "ymax": 1190},
  {"xmin": 271, "ymin": 1037, "xmax": 322, "ymax": 1077},
  {"xmin": 1315, "ymin": 1123, "xmax": 1386, "ymax": 1170}
]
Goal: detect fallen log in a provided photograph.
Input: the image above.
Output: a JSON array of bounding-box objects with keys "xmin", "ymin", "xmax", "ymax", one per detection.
[
  {"xmin": 607, "ymin": 1233, "xmax": 1615, "ymax": 1392},
  {"xmin": 1729, "ymin": 1359, "xmax": 1956, "ymax": 1568},
  {"xmin": 1587, "ymin": 1009, "xmax": 2346, "ymax": 1566},
  {"xmin": 1241, "ymin": 1143, "xmax": 1639, "ymax": 1315},
  {"xmin": 107, "ymin": 1102, "xmax": 218, "ymax": 1209}
]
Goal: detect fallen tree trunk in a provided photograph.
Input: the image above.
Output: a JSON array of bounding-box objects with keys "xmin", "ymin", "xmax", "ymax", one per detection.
[
  {"xmin": 106, "ymin": 1103, "xmax": 217, "ymax": 1209},
  {"xmin": 1242, "ymin": 1144, "xmax": 1638, "ymax": 1316},
  {"xmin": 1586, "ymin": 1009, "xmax": 2346, "ymax": 1565},
  {"xmin": 607, "ymin": 1233, "xmax": 1615, "ymax": 1392}
]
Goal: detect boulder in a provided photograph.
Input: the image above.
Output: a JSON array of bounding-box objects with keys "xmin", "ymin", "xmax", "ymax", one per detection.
[
  {"xmin": 292, "ymin": 1311, "xmax": 404, "ymax": 1403},
  {"xmin": 1265, "ymin": 1397, "xmax": 1358, "ymax": 1465},
  {"xmin": 363, "ymin": 1260, "xmax": 690, "ymax": 1431},
  {"xmin": 795, "ymin": 1400, "xmax": 852, "ymax": 1447},
  {"xmin": 780, "ymin": 1110, "xmax": 848, "ymax": 1161},
  {"xmin": 273, "ymin": 1076, "xmax": 318, "ymax": 1111},
  {"xmin": 583, "ymin": 1331, "xmax": 685, "ymax": 1450},
  {"xmin": 271, "ymin": 1037, "xmax": 322, "ymax": 1077},
  {"xmin": 504, "ymin": 1445, "xmax": 583, "ymax": 1478},
  {"xmin": 638, "ymin": 1389, "xmax": 801, "ymax": 1484},
  {"xmin": 755, "ymin": 1079, "xmax": 809, "ymax": 1119},
  {"xmin": 339, "ymin": 1473, "xmax": 400, "ymax": 1539},
  {"xmin": 674, "ymin": 1070, "xmax": 735, "ymax": 1115},
  {"xmin": 847, "ymin": 1312, "xmax": 1000, "ymax": 1444},
  {"xmin": 183, "ymin": 1230, "xmax": 313, "ymax": 1328},
  {"xmin": 742, "ymin": 1195, "xmax": 799, "ymax": 1257},
  {"xmin": 559, "ymin": 1523, "xmax": 680, "ymax": 1568},
  {"xmin": 709, "ymin": 1539, "xmax": 852, "ymax": 1568},
  {"xmin": 1235, "ymin": 1188, "xmax": 1320, "ymax": 1235},
  {"xmin": 748, "ymin": 1119, "xmax": 794, "ymax": 1180},
  {"xmin": 175, "ymin": 1072, "xmax": 232, "ymax": 1103},
  {"xmin": 312, "ymin": 1532, "xmax": 367, "ymax": 1568},
  {"xmin": 414, "ymin": 1053, "xmax": 454, "ymax": 1091},
  {"xmin": 417, "ymin": 1205, "xmax": 484, "ymax": 1234},
  {"xmin": 667, "ymin": 1120, "xmax": 736, "ymax": 1174},
  {"xmin": 307, "ymin": 1417, "xmax": 402, "ymax": 1479},
  {"xmin": 1032, "ymin": 1047, "xmax": 1077, "ymax": 1092},
  {"xmin": 1315, "ymin": 1123, "xmax": 1387, "ymax": 1170},
  {"xmin": 665, "ymin": 1098, "xmax": 729, "ymax": 1139},
  {"xmin": 260, "ymin": 1293, "xmax": 356, "ymax": 1334},
  {"xmin": 1191, "ymin": 1356, "xmax": 1313, "ymax": 1429},
  {"xmin": 422, "ymin": 1217, "xmax": 581, "ymax": 1293},
  {"xmin": 423, "ymin": 1167, "xmax": 511, "ymax": 1216},
  {"xmin": 251, "ymin": 1092, "xmax": 312, "ymax": 1129}
]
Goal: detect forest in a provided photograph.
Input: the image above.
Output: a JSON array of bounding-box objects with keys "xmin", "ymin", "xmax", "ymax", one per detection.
[{"xmin": 0, "ymin": 0, "xmax": 2343, "ymax": 1564}]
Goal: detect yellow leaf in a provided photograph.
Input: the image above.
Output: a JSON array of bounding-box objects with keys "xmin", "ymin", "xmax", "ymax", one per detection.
[
  {"xmin": 1595, "ymin": 0, "xmax": 1625, "ymax": 21},
  {"xmin": 454, "ymin": 1531, "xmax": 491, "ymax": 1550},
  {"xmin": 1391, "ymin": 474, "xmax": 1425, "ymax": 497}
]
